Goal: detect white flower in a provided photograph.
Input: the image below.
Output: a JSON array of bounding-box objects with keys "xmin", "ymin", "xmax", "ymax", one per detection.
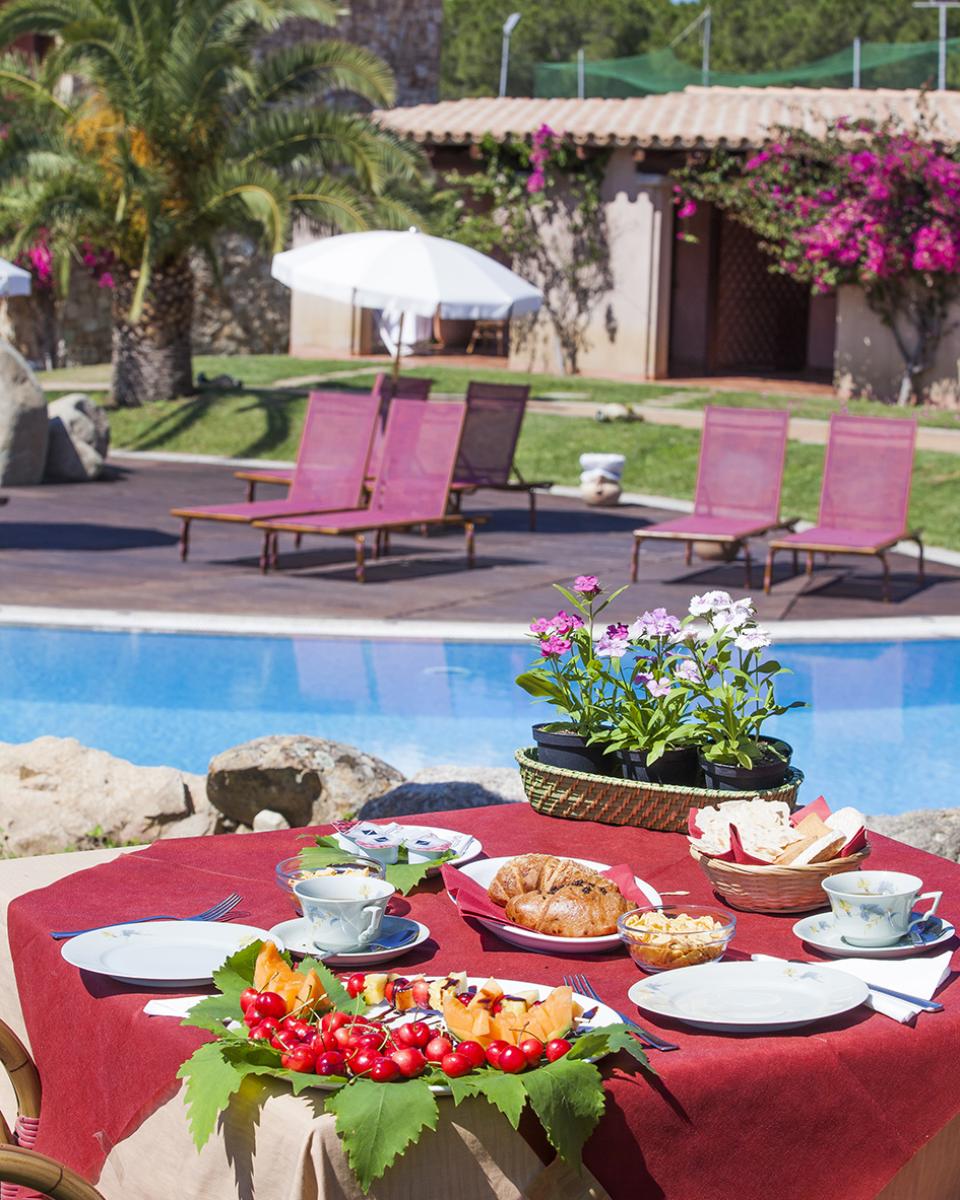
[
  {"xmin": 735, "ymin": 627, "xmax": 772, "ymax": 652},
  {"xmin": 711, "ymin": 606, "xmax": 751, "ymax": 632},
  {"xmin": 688, "ymin": 590, "xmax": 733, "ymax": 616}
]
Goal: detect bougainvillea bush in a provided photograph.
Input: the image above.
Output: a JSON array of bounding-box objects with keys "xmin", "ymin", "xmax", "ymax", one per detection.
[{"xmin": 674, "ymin": 116, "xmax": 960, "ymax": 404}]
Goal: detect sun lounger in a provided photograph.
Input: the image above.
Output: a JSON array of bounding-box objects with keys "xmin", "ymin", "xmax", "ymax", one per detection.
[
  {"xmin": 253, "ymin": 399, "xmax": 479, "ymax": 582},
  {"xmin": 170, "ymin": 391, "xmax": 378, "ymax": 562},
  {"xmin": 764, "ymin": 413, "xmax": 922, "ymax": 602},
  {"xmin": 449, "ymin": 381, "xmax": 551, "ymax": 530},
  {"xmin": 630, "ymin": 406, "xmax": 795, "ymax": 587},
  {"xmin": 233, "ymin": 373, "xmax": 432, "ymax": 500}
]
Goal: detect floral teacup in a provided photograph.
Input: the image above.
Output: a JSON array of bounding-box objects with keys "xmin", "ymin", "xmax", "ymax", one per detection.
[
  {"xmin": 292, "ymin": 874, "xmax": 396, "ymax": 953},
  {"xmin": 821, "ymin": 870, "xmax": 942, "ymax": 947}
]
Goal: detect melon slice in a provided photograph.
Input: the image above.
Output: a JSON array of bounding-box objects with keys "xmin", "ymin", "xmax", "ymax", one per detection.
[{"xmin": 253, "ymin": 941, "xmax": 298, "ymax": 993}]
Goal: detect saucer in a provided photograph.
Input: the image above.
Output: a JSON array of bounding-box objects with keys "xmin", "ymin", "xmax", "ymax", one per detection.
[
  {"xmin": 793, "ymin": 912, "xmax": 955, "ymax": 959},
  {"xmin": 267, "ymin": 915, "xmax": 429, "ymax": 966}
]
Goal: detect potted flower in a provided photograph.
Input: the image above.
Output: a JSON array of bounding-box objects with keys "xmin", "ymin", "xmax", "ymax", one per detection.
[
  {"xmin": 516, "ymin": 575, "xmax": 626, "ymax": 776},
  {"xmin": 684, "ymin": 591, "xmax": 804, "ymax": 791},
  {"xmin": 592, "ymin": 608, "xmax": 700, "ymax": 785}
]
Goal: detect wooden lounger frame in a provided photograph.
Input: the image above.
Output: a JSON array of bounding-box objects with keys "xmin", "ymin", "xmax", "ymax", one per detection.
[
  {"xmin": 763, "ymin": 530, "xmax": 925, "ymax": 603},
  {"xmin": 631, "ymin": 518, "xmax": 799, "ymax": 588}
]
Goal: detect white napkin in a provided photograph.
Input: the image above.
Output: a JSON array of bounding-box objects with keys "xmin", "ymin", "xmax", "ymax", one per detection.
[
  {"xmin": 143, "ymin": 996, "xmax": 203, "ymax": 1019},
  {"xmin": 752, "ymin": 952, "xmax": 953, "ymax": 1023}
]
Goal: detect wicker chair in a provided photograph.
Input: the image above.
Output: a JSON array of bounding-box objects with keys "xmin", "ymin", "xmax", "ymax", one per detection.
[{"xmin": 0, "ymin": 1018, "xmax": 105, "ymax": 1199}]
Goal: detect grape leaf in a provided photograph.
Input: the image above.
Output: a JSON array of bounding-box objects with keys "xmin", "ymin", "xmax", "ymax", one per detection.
[
  {"xmin": 212, "ymin": 940, "xmax": 264, "ymax": 999},
  {"xmin": 301, "ymin": 836, "xmax": 456, "ymax": 896},
  {"xmin": 520, "ymin": 1058, "xmax": 607, "ymax": 1164},
  {"xmin": 177, "ymin": 1041, "xmax": 248, "ymax": 1149},
  {"xmin": 324, "ymin": 1076, "xmax": 439, "ymax": 1190},
  {"xmin": 567, "ymin": 1025, "xmax": 654, "ymax": 1073},
  {"xmin": 183, "ymin": 992, "xmax": 244, "ymax": 1035},
  {"xmin": 297, "ymin": 955, "xmax": 355, "ymax": 1012},
  {"xmin": 448, "ymin": 1071, "xmax": 527, "ymax": 1128}
]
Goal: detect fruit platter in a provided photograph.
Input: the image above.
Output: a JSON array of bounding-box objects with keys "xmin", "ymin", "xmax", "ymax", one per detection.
[{"xmin": 179, "ymin": 940, "xmax": 650, "ymax": 1189}]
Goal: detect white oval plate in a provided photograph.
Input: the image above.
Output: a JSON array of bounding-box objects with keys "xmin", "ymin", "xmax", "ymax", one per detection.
[
  {"xmin": 269, "ymin": 915, "xmax": 430, "ymax": 966},
  {"xmin": 628, "ymin": 960, "xmax": 869, "ymax": 1033},
  {"xmin": 793, "ymin": 912, "xmax": 956, "ymax": 959},
  {"xmin": 334, "ymin": 825, "xmax": 482, "ymax": 874},
  {"xmin": 451, "ymin": 856, "xmax": 661, "ymax": 955},
  {"xmin": 61, "ymin": 921, "xmax": 279, "ymax": 988},
  {"xmin": 309, "ymin": 975, "xmax": 620, "ymax": 1093}
]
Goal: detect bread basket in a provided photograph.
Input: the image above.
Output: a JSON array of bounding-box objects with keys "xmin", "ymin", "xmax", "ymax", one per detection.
[
  {"xmin": 516, "ymin": 747, "xmax": 804, "ymax": 834},
  {"xmin": 691, "ymin": 844, "xmax": 872, "ymax": 913}
]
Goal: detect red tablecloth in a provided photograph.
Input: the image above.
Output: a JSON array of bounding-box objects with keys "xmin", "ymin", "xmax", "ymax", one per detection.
[{"xmin": 8, "ymin": 805, "xmax": 960, "ymax": 1200}]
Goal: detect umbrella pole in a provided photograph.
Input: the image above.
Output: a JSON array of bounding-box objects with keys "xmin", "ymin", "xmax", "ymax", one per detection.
[{"xmin": 392, "ymin": 311, "xmax": 404, "ymax": 382}]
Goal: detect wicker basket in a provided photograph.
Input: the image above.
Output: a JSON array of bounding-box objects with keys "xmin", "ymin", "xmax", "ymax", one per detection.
[
  {"xmin": 515, "ymin": 747, "xmax": 804, "ymax": 833},
  {"xmin": 691, "ymin": 844, "xmax": 872, "ymax": 913}
]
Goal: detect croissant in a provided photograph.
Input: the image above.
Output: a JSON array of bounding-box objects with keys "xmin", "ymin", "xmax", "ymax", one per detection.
[
  {"xmin": 488, "ymin": 854, "xmax": 609, "ymax": 907},
  {"xmin": 505, "ymin": 880, "xmax": 629, "ymax": 937}
]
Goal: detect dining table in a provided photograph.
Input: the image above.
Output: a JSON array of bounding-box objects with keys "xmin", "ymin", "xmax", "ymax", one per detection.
[{"xmin": 0, "ymin": 801, "xmax": 959, "ymax": 1200}]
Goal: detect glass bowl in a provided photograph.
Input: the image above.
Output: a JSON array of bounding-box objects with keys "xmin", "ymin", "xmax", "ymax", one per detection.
[
  {"xmin": 617, "ymin": 904, "xmax": 737, "ymax": 973},
  {"xmin": 275, "ymin": 854, "xmax": 386, "ymax": 915}
]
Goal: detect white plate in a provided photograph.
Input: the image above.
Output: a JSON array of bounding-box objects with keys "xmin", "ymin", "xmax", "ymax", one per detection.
[
  {"xmin": 451, "ymin": 856, "xmax": 661, "ymax": 955},
  {"xmin": 309, "ymin": 975, "xmax": 620, "ymax": 1093},
  {"xmin": 334, "ymin": 824, "xmax": 482, "ymax": 874},
  {"xmin": 793, "ymin": 912, "xmax": 956, "ymax": 959},
  {"xmin": 269, "ymin": 916, "xmax": 430, "ymax": 966},
  {"xmin": 61, "ymin": 922, "xmax": 279, "ymax": 988},
  {"xmin": 628, "ymin": 960, "xmax": 869, "ymax": 1032}
]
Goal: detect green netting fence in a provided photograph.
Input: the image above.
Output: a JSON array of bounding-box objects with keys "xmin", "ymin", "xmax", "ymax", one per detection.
[{"xmin": 534, "ymin": 39, "xmax": 960, "ymax": 98}]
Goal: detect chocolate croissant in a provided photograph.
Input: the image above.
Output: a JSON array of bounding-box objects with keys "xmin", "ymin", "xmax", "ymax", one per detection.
[
  {"xmin": 488, "ymin": 854, "xmax": 608, "ymax": 907},
  {"xmin": 505, "ymin": 880, "xmax": 630, "ymax": 937}
]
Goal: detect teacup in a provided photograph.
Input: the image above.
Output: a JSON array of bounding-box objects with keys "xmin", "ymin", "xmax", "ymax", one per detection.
[
  {"xmin": 821, "ymin": 870, "xmax": 942, "ymax": 947},
  {"xmin": 292, "ymin": 874, "xmax": 396, "ymax": 953}
]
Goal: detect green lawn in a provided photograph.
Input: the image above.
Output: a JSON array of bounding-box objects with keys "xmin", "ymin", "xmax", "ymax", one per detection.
[{"xmin": 674, "ymin": 390, "xmax": 960, "ymax": 429}]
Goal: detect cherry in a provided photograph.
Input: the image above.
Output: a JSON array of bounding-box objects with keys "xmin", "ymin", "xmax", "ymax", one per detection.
[
  {"xmin": 497, "ymin": 1046, "xmax": 527, "ymax": 1074},
  {"xmin": 321, "ymin": 1011, "xmax": 352, "ymax": 1036},
  {"xmin": 315, "ymin": 1050, "xmax": 347, "ymax": 1077},
  {"xmin": 348, "ymin": 1048, "xmax": 379, "ymax": 1077},
  {"xmin": 270, "ymin": 1030, "xmax": 302, "ymax": 1054},
  {"xmin": 455, "ymin": 991, "xmax": 474, "ymax": 1006},
  {"xmin": 518, "ymin": 1037, "xmax": 544, "ymax": 1066},
  {"xmin": 484, "ymin": 1040, "xmax": 510, "ymax": 1068},
  {"xmin": 248, "ymin": 1017, "xmax": 279, "ymax": 1037},
  {"xmin": 253, "ymin": 991, "xmax": 287, "ymax": 1020},
  {"xmin": 239, "ymin": 987, "xmax": 260, "ymax": 1013},
  {"xmin": 244, "ymin": 1008, "xmax": 264, "ymax": 1028},
  {"xmin": 384, "ymin": 977, "xmax": 408, "ymax": 1005},
  {"xmin": 280, "ymin": 1018, "xmax": 312, "ymax": 1040},
  {"xmin": 281, "ymin": 1047, "xmax": 316, "ymax": 1073},
  {"xmin": 346, "ymin": 972, "xmax": 366, "ymax": 999},
  {"xmin": 455, "ymin": 1041, "xmax": 486, "ymax": 1069},
  {"xmin": 424, "ymin": 1035, "xmax": 453, "ymax": 1063},
  {"xmin": 440, "ymin": 1051, "xmax": 473, "ymax": 1078},
  {"xmin": 390, "ymin": 1047, "xmax": 427, "ymax": 1079},
  {"xmin": 370, "ymin": 1056, "xmax": 401, "ymax": 1083},
  {"xmin": 396, "ymin": 1021, "xmax": 431, "ymax": 1049},
  {"xmin": 544, "ymin": 1038, "xmax": 572, "ymax": 1063},
  {"xmin": 249, "ymin": 1023, "xmax": 276, "ymax": 1042}
]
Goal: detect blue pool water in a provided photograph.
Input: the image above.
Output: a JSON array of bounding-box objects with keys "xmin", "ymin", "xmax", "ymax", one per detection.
[{"xmin": 0, "ymin": 626, "xmax": 956, "ymax": 815}]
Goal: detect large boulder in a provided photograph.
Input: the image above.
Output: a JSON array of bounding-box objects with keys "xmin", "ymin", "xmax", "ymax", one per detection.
[
  {"xmin": 868, "ymin": 809, "xmax": 960, "ymax": 863},
  {"xmin": 45, "ymin": 393, "xmax": 110, "ymax": 481},
  {"xmin": 0, "ymin": 736, "xmax": 218, "ymax": 857},
  {"xmin": 0, "ymin": 340, "xmax": 47, "ymax": 485},
  {"xmin": 207, "ymin": 735, "xmax": 404, "ymax": 827},
  {"xmin": 359, "ymin": 765, "xmax": 525, "ymax": 819}
]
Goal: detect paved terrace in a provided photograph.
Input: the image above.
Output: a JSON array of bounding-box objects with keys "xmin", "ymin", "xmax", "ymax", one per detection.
[{"xmin": 0, "ymin": 456, "xmax": 955, "ymax": 628}]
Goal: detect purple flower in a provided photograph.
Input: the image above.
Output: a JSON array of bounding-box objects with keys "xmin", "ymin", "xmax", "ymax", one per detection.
[
  {"xmin": 672, "ymin": 658, "xmax": 701, "ymax": 683},
  {"xmin": 573, "ymin": 574, "xmax": 601, "ymax": 597},
  {"xmin": 636, "ymin": 672, "xmax": 674, "ymax": 699},
  {"xmin": 595, "ymin": 630, "xmax": 630, "ymax": 658},
  {"xmin": 98, "ymin": 271, "xmax": 114, "ymax": 289},
  {"xmin": 734, "ymin": 628, "xmax": 772, "ymax": 653},
  {"xmin": 540, "ymin": 634, "xmax": 572, "ymax": 658}
]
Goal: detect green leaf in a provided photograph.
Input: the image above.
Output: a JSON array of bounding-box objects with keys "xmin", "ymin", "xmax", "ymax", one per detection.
[
  {"xmin": 297, "ymin": 955, "xmax": 355, "ymax": 1012},
  {"xmin": 183, "ymin": 992, "xmax": 246, "ymax": 1035},
  {"xmin": 177, "ymin": 1041, "xmax": 248, "ymax": 1150},
  {"xmin": 448, "ymin": 1071, "xmax": 527, "ymax": 1129},
  {"xmin": 212, "ymin": 939, "xmax": 264, "ymax": 1000},
  {"xmin": 568, "ymin": 1025, "xmax": 654, "ymax": 1073},
  {"xmin": 301, "ymin": 836, "xmax": 455, "ymax": 896},
  {"xmin": 324, "ymin": 1076, "xmax": 439, "ymax": 1190},
  {"xmin": 520, "ymin": 1057, "xmax": 607, "ymax": 1165}
]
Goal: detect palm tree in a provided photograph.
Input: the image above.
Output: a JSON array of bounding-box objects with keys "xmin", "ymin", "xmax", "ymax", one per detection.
[{"xmin": 0, "ymin": 0, "xmax": 420, "ymax": 405}]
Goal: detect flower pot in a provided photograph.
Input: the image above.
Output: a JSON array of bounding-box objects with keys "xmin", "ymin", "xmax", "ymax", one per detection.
[
  {"xmin": 532, "ymin": 724, "xmax": 615, "ymax": 776},
  {"xmin": 619, "ymin": 745, "xmax": 699, "ymax": 786},
  {"xmin": 698, "ymin": 738, "xmax": 793, "ymax": 792}
]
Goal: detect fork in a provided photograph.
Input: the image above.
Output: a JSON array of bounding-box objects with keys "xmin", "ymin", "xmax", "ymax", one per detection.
[
  {"xmin": 50, "ymin": 893, "xmax": 243, "ymax": 940},
  {"xmin": 563, "ymin": 973, "xmax": 680, "ymax": 1052}
]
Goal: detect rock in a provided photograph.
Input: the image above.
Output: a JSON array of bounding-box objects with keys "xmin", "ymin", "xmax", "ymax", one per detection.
[
  {"xmin": 694, "ymin": 540, "xmax": 742, "ymax": 563},
  {"xmin": 0, "ymin": 340, "xmax": 47, "ymax": 485},
  {"xmin": 0, "ymin": 736, "xmax": 217, "ymax": 856},
  {"xmin": 207, "ymin": 735, "xmax": 404, "ymax": 827},
  {"xmin": 867, "ymin": 809, "xmax": 960, "ymax": 863},
  {"xmin": 359, "ymin": 765, "xmax": 525, "ymax": 819},
  {"xmin": 44, "ymin": 393, "xmax": 110, "ymax": 482},
  {"xmin": 253, "ymin": 808, "xmax": 291, "ymax": 832}
]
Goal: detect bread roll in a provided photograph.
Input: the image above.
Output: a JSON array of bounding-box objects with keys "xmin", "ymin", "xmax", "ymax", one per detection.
[
  {"xmin": 505, "ymin": 879, "xmax": 629, "ymax": 937},
  {"xmin": 488, "ymin": 855, "xmax": 608, "ymax": 907}
]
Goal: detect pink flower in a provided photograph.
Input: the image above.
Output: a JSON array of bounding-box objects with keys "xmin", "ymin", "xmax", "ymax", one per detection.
[
  {"xmin": 551, "ymin": 610, "xmax": 584, "ymax": 635},
  {"xmin": 530, "ymin": 617, "xmax": 553, "ymax": 635},
  {"xmin": 745, "ymin": 150, "xmax": 771, "ymax": 171},
  {"xmin": 540, "ymin": 634, "xmax": 572, "ymax": 658},
  {"xmin": 595, "ymin": 630, "xmax": 629, "ymax": 659},
  {"xmin": 573, "ymin": 575, "xmax": 601, "ymax": 597},
  {"xmin": 673, "ymin": 658, "xmax": 701, "ymax": 684},
  {"xmin": 635, "ymin": 672, "xmax": 674, "ymax": 699},
  {"xmin": 98, "ymin": 271, "xmax": 114, "ymax": 289},
  {"xmin": 676, "ymin": 199, "xmax": 697, "ymax": 220},
  {"xmin": 526, "ymin": 170, "xmax": 546, "ymax": 195}
]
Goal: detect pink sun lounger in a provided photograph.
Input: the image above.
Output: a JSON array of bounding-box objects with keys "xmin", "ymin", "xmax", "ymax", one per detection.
[
  {"xmin": 630, "ymin": 406, "xmax": 795, "ymax": 587},
  {"xmin": 449, "ymin": 381, "xmax": 552, "ymax": 531},
  {"xmin": 253, "ymin": 398, "xmax": 480, "ymax": 582},
  {"xmin": 233, "ymin": 372, "xmax": 433, "ymax": 500},
  {"xmin": 170, "ymin": 390, "xmax": 378, "ymax": 563},
  {"xmin": 764, "ymin": 413, "xmax": 922, "ymax": 602}
]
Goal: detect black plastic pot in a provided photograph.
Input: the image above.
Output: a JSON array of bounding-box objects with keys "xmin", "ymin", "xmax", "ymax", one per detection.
[
  {"xmin": 698, "ymin": 737, "xmax": 793, "ymax": 792},
  {"xmin": 532, "ymin": 724, "xmax": 615, "ymax": 776},
  {"xmin": 619, "ymin": 745, "xmax": 699, "ymax": 786}
]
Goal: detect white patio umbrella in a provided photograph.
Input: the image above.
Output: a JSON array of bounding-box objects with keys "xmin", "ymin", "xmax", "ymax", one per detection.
[
  {"xmin": 0, "ymin": 257, "xmax": 31, "ymax": 296},
  {"xmin": 271, "ymin": 228, "xmax": 542, "ymax": 375}
]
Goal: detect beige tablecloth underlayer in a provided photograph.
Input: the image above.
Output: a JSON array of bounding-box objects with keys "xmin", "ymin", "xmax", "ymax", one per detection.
[{"xmin": 0, "ymin": 847, "xmax": 957, "ymax": 1200}]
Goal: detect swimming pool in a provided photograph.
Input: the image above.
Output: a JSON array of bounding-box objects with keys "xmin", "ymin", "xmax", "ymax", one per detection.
[{"xmin": 0, "ymin": 626, "xmax": 956, "ymax": 815}]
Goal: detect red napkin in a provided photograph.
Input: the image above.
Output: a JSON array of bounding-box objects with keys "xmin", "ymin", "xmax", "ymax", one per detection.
[{"xmin": 689, "ymin": 794, "xmax": 868, "ymax": 863}]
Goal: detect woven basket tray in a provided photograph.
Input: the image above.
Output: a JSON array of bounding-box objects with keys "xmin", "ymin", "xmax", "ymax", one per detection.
[
  {"xmin": 515, "ymin": 747, "xmax": 804, "ymax": 834},
  {"xmin": 691, "ymin": 844, "xmax": 872, "ymax": 913}
]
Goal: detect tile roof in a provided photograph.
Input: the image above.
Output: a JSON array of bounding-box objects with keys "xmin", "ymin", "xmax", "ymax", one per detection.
[{"xmin": 374, "ymin": 87, "xmax": 960, "ymax": 150}]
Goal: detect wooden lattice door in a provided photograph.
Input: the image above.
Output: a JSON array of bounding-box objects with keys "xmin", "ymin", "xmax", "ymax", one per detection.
[{"xmin": 711, "ymin": 215, "xmax": 810, "ymax": 372}]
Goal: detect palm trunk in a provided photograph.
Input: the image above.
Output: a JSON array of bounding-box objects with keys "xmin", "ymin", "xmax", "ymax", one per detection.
[{"xmin": 111, "ymin": 258, "xmax": 194, "ymax": 406}]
